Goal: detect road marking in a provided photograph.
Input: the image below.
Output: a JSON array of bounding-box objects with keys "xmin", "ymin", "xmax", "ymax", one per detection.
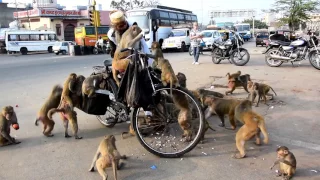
[
  {"xmin": 40, "ymin": 56, "xmax": 73, "ymax": 60},
  {"xmin": 270, "ymin": 134, "xmax": 320, "ymax": 151}
]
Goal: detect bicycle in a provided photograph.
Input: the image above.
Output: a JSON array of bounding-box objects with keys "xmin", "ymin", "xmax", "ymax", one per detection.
[{"xmin": 91, "ymin": 47, "xmax": 205, "ymax": 158}]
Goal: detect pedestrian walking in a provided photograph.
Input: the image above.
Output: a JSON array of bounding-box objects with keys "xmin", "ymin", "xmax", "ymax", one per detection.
[{"xmin": 190, "ymin": 22, "xmax": 203, "ymax": 65}]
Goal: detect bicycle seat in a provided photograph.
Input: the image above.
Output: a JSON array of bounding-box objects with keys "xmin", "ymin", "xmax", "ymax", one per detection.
[
  {"xmin": 272, "ymin": 40, "xmax": 291, "ymax": 46},
  {"xmin": 104, "ymin": 59, "xmax": 112, "ymax": 66}
]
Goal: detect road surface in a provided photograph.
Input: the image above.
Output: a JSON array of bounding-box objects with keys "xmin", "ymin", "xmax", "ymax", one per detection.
[{"xmin": 0, "ymin": 41, "xmax": 320, "ymax": 180}]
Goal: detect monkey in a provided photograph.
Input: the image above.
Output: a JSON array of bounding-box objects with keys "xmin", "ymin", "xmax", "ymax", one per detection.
[
  {"xmin": 226, "ymin": 70, "xmax": 241, "ymax": 81},
  {"xmin": 203, "ymin": 96, "xmax": 241, "ymax": 130},
  {"xmin": 176, "ymin": 72, "xmax": 187, "ymax": 88},
  {"xmin": 249, "ymin": 81, "xmax": 277, "ymax": 107},
  {"xmin": 232, "ymin": 100, "xmax": 269, "ymax": 159},
  {"xmin": 57, "ymin": 73, "xmax": 78, "ymax": 111},
  {"xmin": 82, "ymin": 74, "xmax": 108, "ymax": 98},
  {"xmin": 157, "ymin": 57, "xmax": 180, "ymax": 96},
  {"xmin": 0, "ymin": 106, "xmax": 21, "ymax": 146},
  {"xmin": 191, "ymin": 88, "xmax": 224, "ymax": 108},
  {"xmin": 112, "ymin": 24, "xmax": 144, "ymax": 86},
  {"xmin": 35, "ymin": 84, "xmax": 63, "ymax": 137},
  {"xmin": 73, "ymin": 75, "xmax": 86, "ymax": 96},
  {"xmin": 270, "ymin": 146, "xmax": 297, "ymax": 180},
  {"xmin": 47, "ymin": 108, "xmax": 82, "ymax": 139},
  {"xmin": 121, "ymin": 124, "xmax": 135, "ymax": 139},
  {"xmin": 226, "ymin": 72, "xmax": 251, "ymax": 95},
  {"xmin": 89, "ymin": 135, "xmax": 127, "ymax": 180},
  {"xmin": 150, "ymin": 41, "xmax": 164, "ymax": 68}
]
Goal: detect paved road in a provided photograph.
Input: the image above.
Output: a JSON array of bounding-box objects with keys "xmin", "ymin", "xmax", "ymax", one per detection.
[{"xmin": 0, "ymin": 41, "xmax": 320, "ymax": 180}]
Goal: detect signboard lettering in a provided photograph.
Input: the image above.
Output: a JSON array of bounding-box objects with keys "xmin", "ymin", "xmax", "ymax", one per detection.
[{"xmin": 13, "ymin": 9, "xmax": 81, "ymax": 18}]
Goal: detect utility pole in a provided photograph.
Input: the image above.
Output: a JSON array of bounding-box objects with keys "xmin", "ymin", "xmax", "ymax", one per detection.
[{"xmin": 252, "ymin": 15, "xmax": 255, "ymax": 38}]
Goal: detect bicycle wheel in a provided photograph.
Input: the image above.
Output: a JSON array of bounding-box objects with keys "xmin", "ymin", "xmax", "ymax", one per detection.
[{"xmin": 131, "ymin": 86, "xmax": 205, "ymax": 158}]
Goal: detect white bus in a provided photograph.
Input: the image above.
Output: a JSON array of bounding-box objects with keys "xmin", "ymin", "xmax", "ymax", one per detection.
[
  {"xmin": 234, "ymin": 23, "xmax": 251, "ymax": 41},
  {"xmin": 5, "ymin": 30, "xmax": 57, "ymax": 55},
  {"xmin": 126, "ymin": 5, "xmax": 198, "ymax": 49}
]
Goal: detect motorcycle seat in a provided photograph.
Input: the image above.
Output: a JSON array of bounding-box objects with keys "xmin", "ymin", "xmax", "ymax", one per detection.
[
  {"xmin": 104, "ymin": 59, "xmax": 112, "ymax": 67},
  {"xmin": 272, "ymin": 40, "xmax": 291, "ymax": 46}
]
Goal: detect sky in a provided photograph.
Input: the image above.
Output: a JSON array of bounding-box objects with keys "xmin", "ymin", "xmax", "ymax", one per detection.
[{"xmin": 4, "ymin": 0, "xmax": 276, "ymax": 24}]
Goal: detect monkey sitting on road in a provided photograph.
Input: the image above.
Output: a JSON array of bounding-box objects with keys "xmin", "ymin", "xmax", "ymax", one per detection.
[
  {"xmin": 112, "ymin": 24, "xmax": 144, "ymax": 86},
  {"xmin": 232, "ymin": 100, "xmax": 269, "ymax": 159},
  {"xmin": 248, "ymin": 81, "xmax": 277, "ymax": 107},
  {"xmin": 226, "ymin": 71, "xmax": 251, "ymax": 95},
  {"xmin": 89, "ymin": 135, "xmax": 127, "ymax": 180},
  {"xmin": 203, "ymin": 96, "xmax": 241, "ymax": 130},
  {"xmin": 0, "ymin": 106, "xmax": 21, "ymax": 146},
  {"xmin": 270, "ymin": 146, "xmax": 297, "ymax": 180}
]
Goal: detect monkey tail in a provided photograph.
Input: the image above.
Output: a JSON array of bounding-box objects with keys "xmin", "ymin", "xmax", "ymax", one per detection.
[
  {"xmin": 270, "ymin": 87, "xmax": 277, "ymax": 96},
  {"xmin": 35, "ymin": 118, "xmax": 40, "ymax": 126},
  {"xmin": 47, "ymin": 108, "xmax": 65, "ymax": 120},
  {"xmin": 206, "ymin": 121, "xmax": 216, "ymax": 131},
  {"xmin": 256, "ymin": 114, "xmax": 269, "ymax": 144}
]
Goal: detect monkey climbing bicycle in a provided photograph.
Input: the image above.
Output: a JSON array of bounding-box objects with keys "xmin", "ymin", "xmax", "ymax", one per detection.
[{"xmin": 90, "ymin": 47, "xmax": 205, "ymax": 158}]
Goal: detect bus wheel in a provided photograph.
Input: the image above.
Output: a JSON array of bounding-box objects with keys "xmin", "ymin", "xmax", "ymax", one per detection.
[
  {"xmin": 48, "ymin": 46, "xmax": 53, "ymax": 53},
  {"xmin": 20, "ymin": 48, "xmax": 28, "ymax": 55}
]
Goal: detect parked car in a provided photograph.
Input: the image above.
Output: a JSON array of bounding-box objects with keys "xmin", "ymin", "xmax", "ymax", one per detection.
[
  {"xmin": 201, "ymin": 30, "xmax": 222, "ymax": 50},
  {"xmin": 162, "ymin": 28, "xmax": 191, "ymax": 52},
  {"xmin": 256, "ymin": 32, "xmax": 269, "ymax": 47},
  {"xmin": 53, "ymin": 41, "xmax": 75, "ymax": 55}
]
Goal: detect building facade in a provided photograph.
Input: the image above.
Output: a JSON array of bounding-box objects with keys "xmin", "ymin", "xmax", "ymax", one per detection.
[{"xmin": 306, "ymin": 11, "xmax": 320, "ymax": 31}]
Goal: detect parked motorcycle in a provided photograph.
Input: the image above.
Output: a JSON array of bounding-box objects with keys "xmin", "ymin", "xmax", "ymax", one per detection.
[
  {"xmin": 211, "ymin": 31, "xmax": 250, "ymax": 66},
  {"xmin": 264, "ymin": 31, "xmax": 320, "ymax": 70},
  {"xmin": 93, "ymin": 40, "xmax": 111, "ymax": 55}
]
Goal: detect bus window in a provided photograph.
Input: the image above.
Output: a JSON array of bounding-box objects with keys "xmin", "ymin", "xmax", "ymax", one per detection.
[
  {"xmin": 98, "ymin": 27, "xmax": 110, "ymax": 34},
  {"xmin": 159, "ymin": 11, "xmax": 169, "ymax": 18},
  {"xmin": 178, "ymin": 14, "xmax": 185, "ymax": 20},
  {"xmin": 40, "ymin": 34, "xmax": 47, "ymax": 40},
  {"xmin": 9, "ymin": 35, "xmax": 17, "ymax": 41},
  {"xmin": 170, "ymin": 20, "xmax": 178, "ymax": 26},
  {"xmin": 159, "ymin": 20, "xmax": 170, "ymax": 26},
  {"xmin": 48, "ymin": 34, "xmax": 57, "ymax": 41},
  {"xmin": 191, "ymin": 15, "xmax": 197, "ymax": 21},
  {"xmin": 85, "ymin": 27, "xmax": 95, "ymax": 35},
  {"xmin": 30, "ymin": 34, "xmax": 40, "ymax": 41},
  {"xmin": 185, "ymin": 15, "xmax": 191, "ymax": 21},
  {"xmin": 19, "ymin": 35, "xmax": 29, "ymax": 41},
  {"xmin": 169, "ymin": 12, "xmax": 177, "ymax": 19}
]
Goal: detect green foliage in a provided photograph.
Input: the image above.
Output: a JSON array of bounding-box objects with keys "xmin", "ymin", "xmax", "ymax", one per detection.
[
  {"xmin": 270, "ymin": 0, "xmax": 320, "ymax": 30},
  {"xmin": 110, "ymin": 0, "xmax": 160, "ymax": 11},
  {"xmin": 242, "ymin": 19, "xmax": 268, "ymax": 29}
]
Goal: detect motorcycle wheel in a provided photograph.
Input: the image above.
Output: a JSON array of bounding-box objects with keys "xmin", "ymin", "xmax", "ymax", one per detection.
[
  {"xmin": 308, "ymin": 50, "xmax": 320, "ymax": 70},
  {"xmin": 93, "ymin": 48, "xmax": 99, "ymax": 55},
  {"xmin": 211, "ymin": 48, "xmax": 223, "ymax": 64},
  {"xmin": 230, "ymin": 48, "xmax": 250, "ymax": 66},
  {"xmin": 95, "ymin": 78, "xmax": 128, "ymax": 128},
  {"xmin": 265, "ymin": 49, "xmax": 283, "ymax": 67}
]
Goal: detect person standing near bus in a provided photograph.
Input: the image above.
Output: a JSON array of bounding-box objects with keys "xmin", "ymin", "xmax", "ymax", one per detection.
[{"xmin": 190, "ymin": 22, "xmax": 202, "ymax": 65}]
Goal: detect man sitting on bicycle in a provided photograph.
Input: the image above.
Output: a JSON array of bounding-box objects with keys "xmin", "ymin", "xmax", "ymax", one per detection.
[{"xmin": 106, "ymin": 10, "xmax": 154, "ymax": 126}]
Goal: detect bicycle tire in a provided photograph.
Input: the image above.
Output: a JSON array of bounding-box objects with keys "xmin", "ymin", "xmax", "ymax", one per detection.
[{"xmin": 131, "ymin": 86, "xmax": 205, "ymax": 158}]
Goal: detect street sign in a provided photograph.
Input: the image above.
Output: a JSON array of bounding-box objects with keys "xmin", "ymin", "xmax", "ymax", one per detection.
[{"xmin": 209, "ymin": 9, "xmax": 256, "ymax": 18}]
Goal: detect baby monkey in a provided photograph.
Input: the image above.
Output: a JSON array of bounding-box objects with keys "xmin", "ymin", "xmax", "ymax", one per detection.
[
  {"xmin": 89, "ymin": 135, "xmax": 127, "ymax": 180},
  {"xmin": 270, "ymin": 146, "xmax": 297, "ymax": 180}
]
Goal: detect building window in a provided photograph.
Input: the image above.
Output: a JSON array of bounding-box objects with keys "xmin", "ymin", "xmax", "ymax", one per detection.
[
  {"xmin": 56, "ymin": 24, "xmax": 61, "ymax": 36},
  {"xmin": 80, "ymin": 23, "xmax": 84, "ymax": 26}
]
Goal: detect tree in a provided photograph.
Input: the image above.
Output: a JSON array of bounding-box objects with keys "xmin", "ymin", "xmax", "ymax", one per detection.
[
  {"xmin": 110, "ymin": 0, "xmax": 160, "ymax": 11},
  {"xmin": 270, "ymin": 0, "xmax": 319, "ymax": 31},
  {"xmin": 242, "ymin": 19, "xmax": 268, "ymax": 29}
]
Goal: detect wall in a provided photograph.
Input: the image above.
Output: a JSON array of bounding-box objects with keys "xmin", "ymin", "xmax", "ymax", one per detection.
[
  {"xmin": 99, "ymin": 10, "xmax": 111, "ymax": 26},
  {"xmin": 0, "ymin": 3, "xmax": 24, "ymax": 28},
  {"xmin": 20, "ymin": 17, "xmax": 51, "ymax": 30}
]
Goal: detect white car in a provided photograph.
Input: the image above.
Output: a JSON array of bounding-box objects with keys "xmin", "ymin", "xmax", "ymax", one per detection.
[
  {"xmin": 52, "ymin": 41, "xmax": 75, "ymax": 55},
  {"xmin": 201, "ymin": 30, "xmax": 222, "ymax": 50},
  {"xmin": 162, "ymin": 28, "xmax": 191, "ymax": 52}
]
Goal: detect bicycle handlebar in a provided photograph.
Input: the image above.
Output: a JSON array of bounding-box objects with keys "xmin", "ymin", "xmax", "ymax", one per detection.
[{"xmin": 120, "ymin": 47, "xmax": 156, "ymax": 59}]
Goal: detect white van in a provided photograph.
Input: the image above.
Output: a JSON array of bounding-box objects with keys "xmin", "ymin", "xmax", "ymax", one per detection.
[
  {"xmin": 5, "ymin": 30, "xmax": 57, "ymax": 55},
  {"xmin": 201, "ymin": 30, "xmax": 222, "ymax": 50},
  {"xmin": 162, "ymin": 28, "xmax": 190, "ymax": 52},
  {"xmin": 52, "ymin": 41, "xmax": 75, "ymax": 55}
]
